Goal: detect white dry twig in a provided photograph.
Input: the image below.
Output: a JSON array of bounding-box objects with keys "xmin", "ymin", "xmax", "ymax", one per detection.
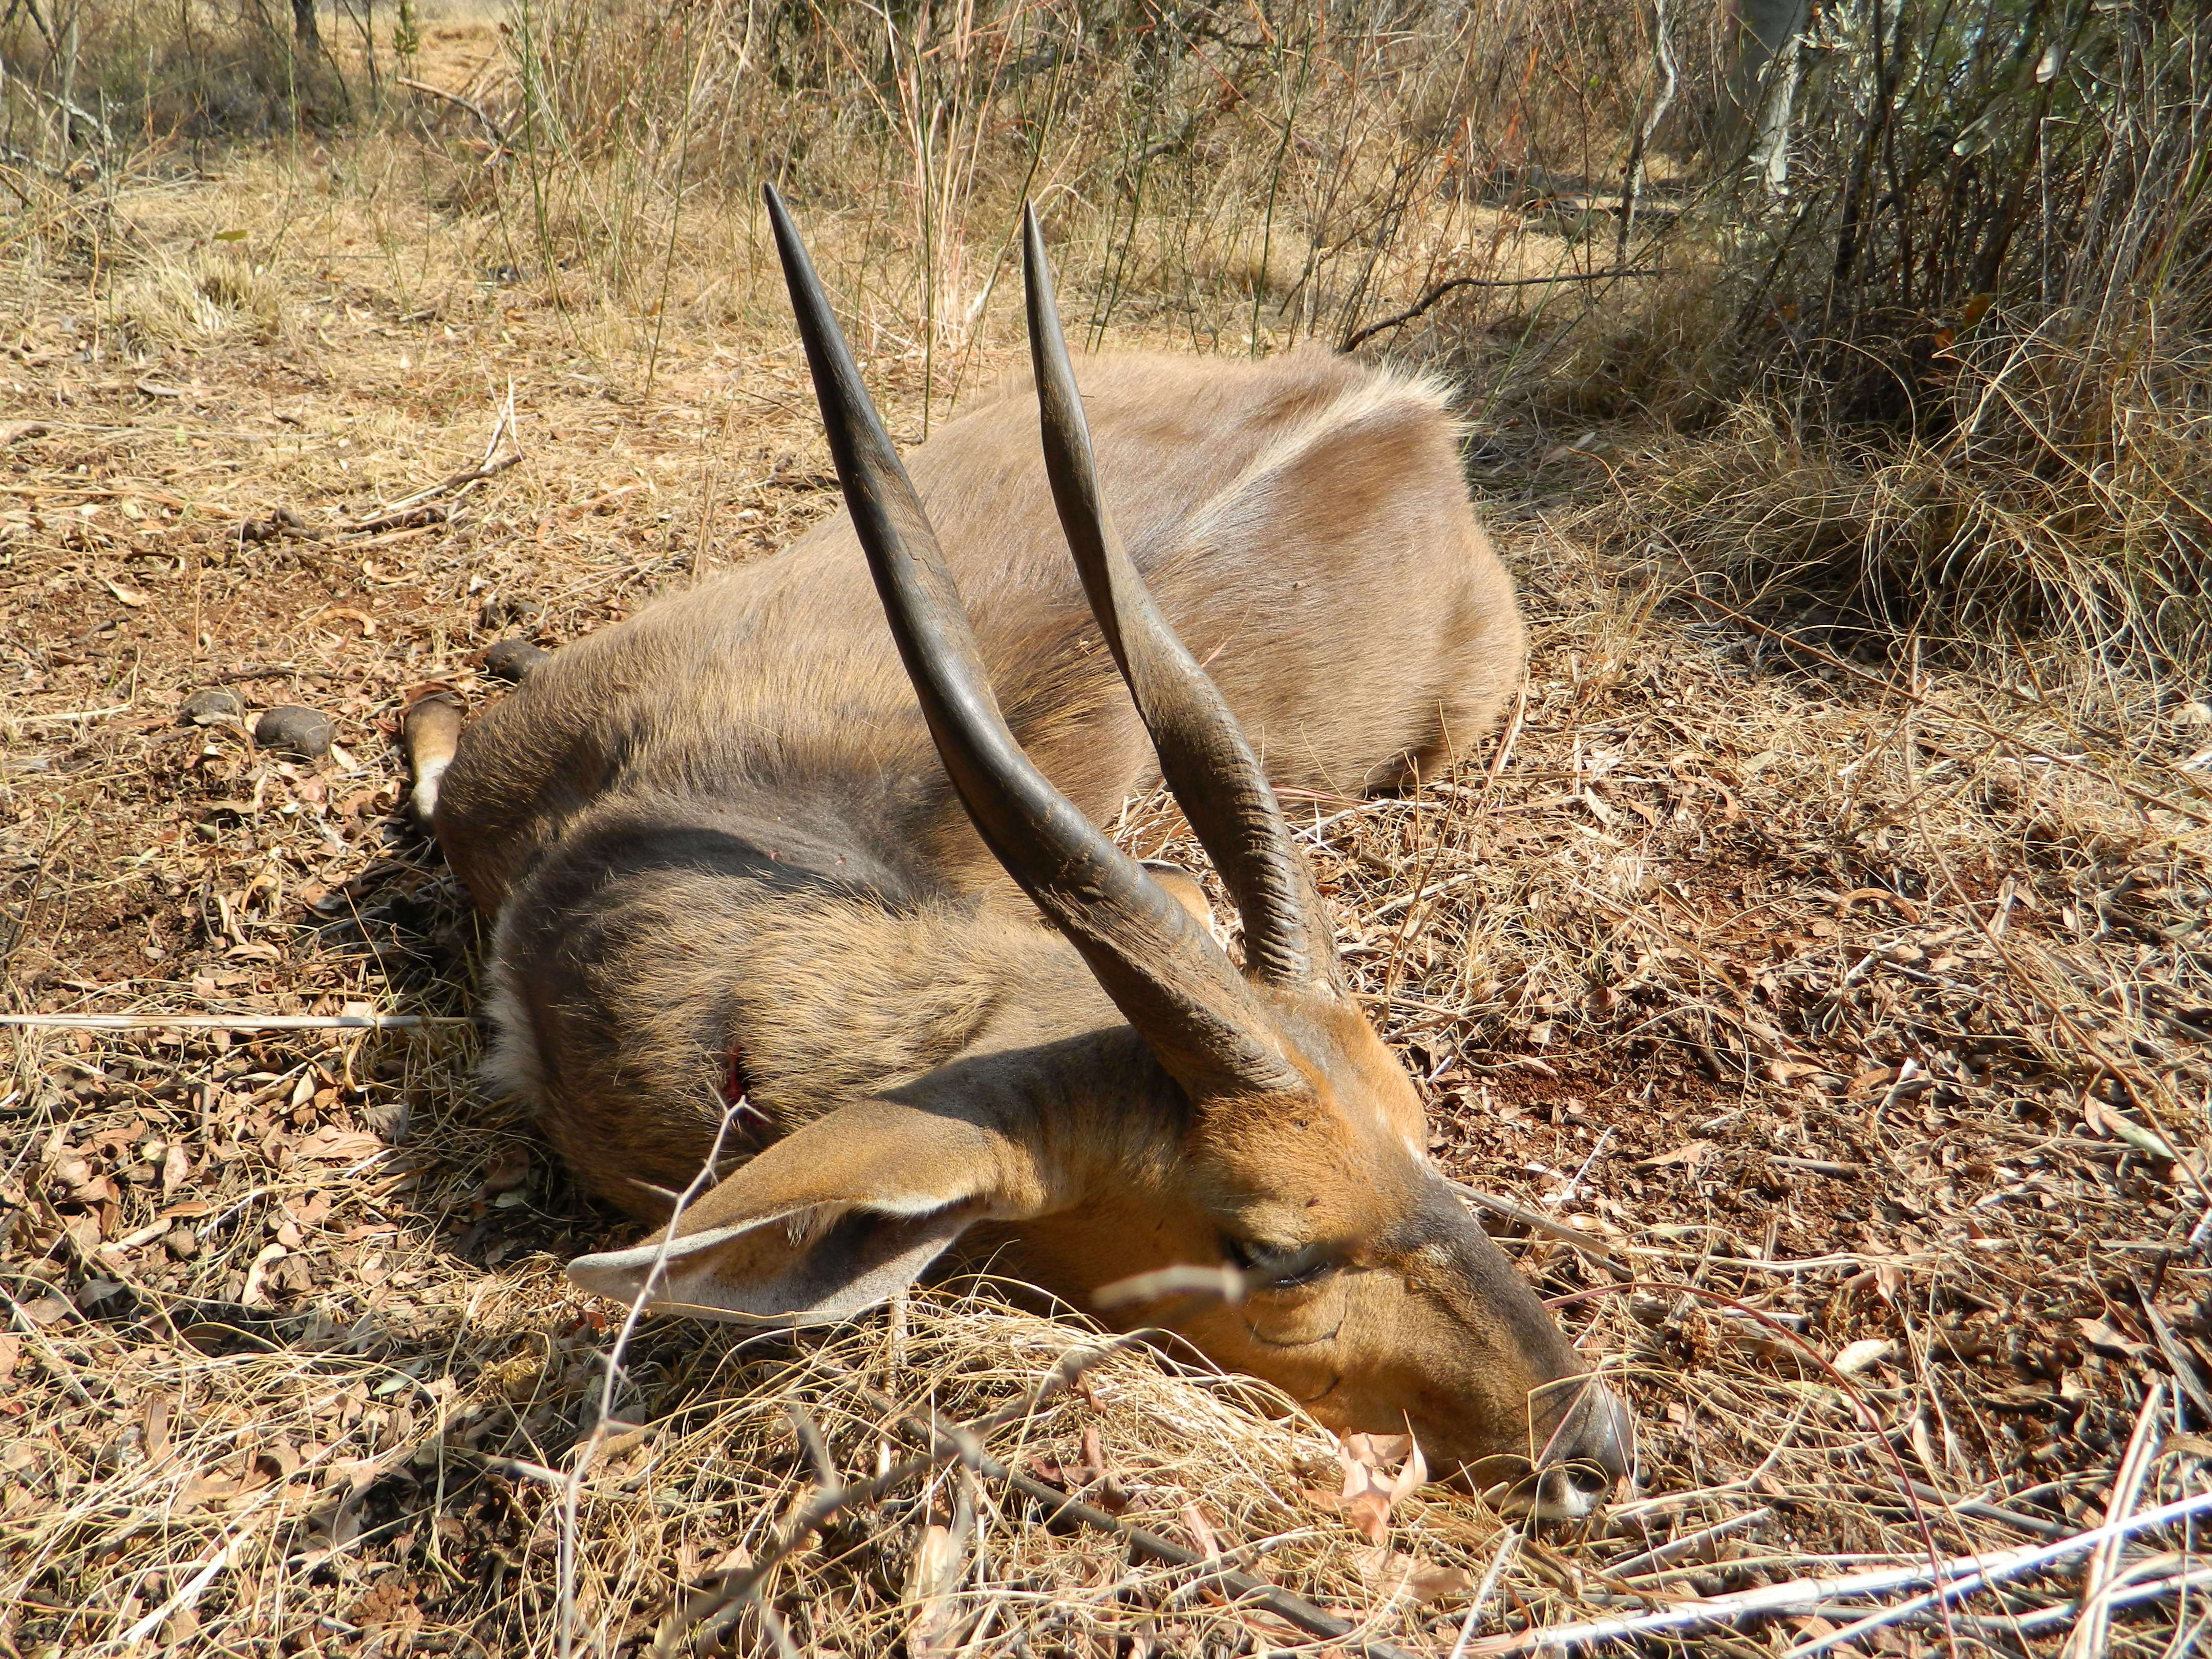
[
  {"xmin": 2060, "ymin": 1380, "xmax": 2167, "ymax": 1659},
  {"xmin": 557, "ymin": 1094, "xmax": 750, "ymax": 1659},
  {"xmin": 1463, "ymin": 1486, "xmax": 2212, "ymax": 1656}
]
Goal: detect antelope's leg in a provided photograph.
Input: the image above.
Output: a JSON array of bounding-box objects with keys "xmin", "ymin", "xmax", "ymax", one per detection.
[{"xmin": 401, "ymin": 692, "xmax": 465, "ymax": 825}]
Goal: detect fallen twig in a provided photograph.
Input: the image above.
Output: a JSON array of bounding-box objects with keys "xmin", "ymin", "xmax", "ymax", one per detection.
[
  {"xmin": 339, "ymin": 502, "xmax": 453, "ymax": 536},
  {"xmin": 1844, "ymin": 1479, "xmax": 2074, "ymax": 1541},
  {"xmin": 2061, "ymin": 1381, "xmax": 2166, "ymax": 1659},
  {"xmin": 569, "ymin": 1099, "xmax": 753, "ymax": 1659},
  {"xmin": 648, "ymin": 1335, "xmax": 1162, "ymax": 1658},
  {"xmin": 2133, "ymin": 1279, "xmax": 2212, "ymax": 1420},
  {"xmin": 1451, "ymin": 1181, "xmax": 1631, "ymax": 1279},
  {"xmin": 1955, "ymin": 1563, "xmax": 2212, "ymax": 1635},
  {"xmin": 347, "ymin": 453, "xmax": 517, "ymax": 534},
  {"xmin": 648, "ymin": 1329, "xmax": 1426, "ymax": 1659},
  {"xmin": 352, "ymin": 388, "xmax": 522, "ymax": 532},
  {"xmin": 28, "ymin": 83, "xmax": 112, "ymax": 146},
  {"xmin": 1463, "ymin": 1486, "xmax": 2212, "ymax": 1656},
  {"xmin": 10, "ymin": 699, "xmax": 134, "ymax": 726},
  {"xmin": 240, "ymin": 503, "xmax": 326, "ymax": 542},
  {"xmin": 116, "ymin": 1493, "xmax": 282, "ymax": 1644},
  {"xmin": 1603, "ymin": 1507, "xmax": 1773, "ymax": 1580},
  {"xmin": 116, "ymin": 1442, "xmax": 338, "ymax": 1643}
]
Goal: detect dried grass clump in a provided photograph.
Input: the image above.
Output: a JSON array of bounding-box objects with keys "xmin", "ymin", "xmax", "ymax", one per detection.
[
  {"xmin": 461, "ymin": 0, "xmax": 1688, "ymax": 366},
  {"xmin": 1608, "ymin": 1, "xmax": 2212, "ymax": 676},
  {"xmin": 111, "ymin": 247, "xmax": 288, "ymax": 346},
  {"xmin": 0, "ymin": 0, "xmax": 347, "ymax": 157},
  {"xmin": 1614, "ymin": 318, "xmax": 2212, "ymax": 675}
]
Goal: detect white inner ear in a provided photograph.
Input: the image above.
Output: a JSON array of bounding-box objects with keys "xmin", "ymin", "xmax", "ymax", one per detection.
[
  {"xmin": 566, "ymin": 1198, "xmax": 982, "ymax": 1325},
  {"xmin": 565, "ymin": 1213, "xmax": 794, "ymax": 1302}
]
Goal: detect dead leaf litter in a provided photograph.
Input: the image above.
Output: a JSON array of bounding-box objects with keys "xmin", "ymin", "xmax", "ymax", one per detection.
[{"xmin": 3, "ymin": 140, "xmax": 2209, "ymax": 1659}]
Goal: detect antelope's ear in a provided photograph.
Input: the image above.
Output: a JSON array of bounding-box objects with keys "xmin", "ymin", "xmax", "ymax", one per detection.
[{"xmin": 564, "ymin": 1099, "xmax": 1042, "ymax": 1323}]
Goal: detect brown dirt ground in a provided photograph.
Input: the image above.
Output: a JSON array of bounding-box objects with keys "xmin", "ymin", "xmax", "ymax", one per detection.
[{"xmin": 4, "ymin": 111, "xmax": 2211, "ymax": 1659}]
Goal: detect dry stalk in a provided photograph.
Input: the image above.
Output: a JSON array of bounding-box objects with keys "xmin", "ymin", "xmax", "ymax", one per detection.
[
  {"xmin": 2060, "ymin": 1379, "xmax": 2168, "ymax": 1659},
  {"xmin": 1467, "ymin": 1487, "xmax": 2212, "ymax": 1656}
]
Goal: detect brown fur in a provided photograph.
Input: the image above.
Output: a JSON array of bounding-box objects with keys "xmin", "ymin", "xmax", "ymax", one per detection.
[{"xmin": 417, "ymin": 349, "xmax": 1626, "ymax": 1509}]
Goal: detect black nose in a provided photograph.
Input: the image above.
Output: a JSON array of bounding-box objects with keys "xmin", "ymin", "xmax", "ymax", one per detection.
[
  {"xmin": 1528, "ymin": 1373, "xmax": 1632, "ymax": 1516},
  {"xmin": 1570, "ymin": 1382, "xmax": 1634, "ymax": 1482}
]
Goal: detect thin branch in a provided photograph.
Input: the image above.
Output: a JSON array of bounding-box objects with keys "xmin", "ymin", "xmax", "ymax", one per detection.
[
  {"xmin": 1619, "ymin": 0, "xmax": 1679, "ymax": 263},
  {"xmin": 648, "ymin": 1327, "xmax": 1426, "ymax": 1659},
  {"xmin": 27, "ymin": 84, "xmax": 112, "ymax": 146},
  {"xmin": 1452, "ymin": 1181, "xmax": 1632, "ymax": 1279},
  {"xmin": 10, "ymin": 700, "xmax": 135, "ymax": 726},
  {"xmin": 352, "ymin": 391, "xmax": 523, "ymax": 533},
  {"xmin": 650, "ymin": 1331, "xmax": 1163, "ymax": 1654},
  {"xmin": 1342, "ymin": 267, "xmax": 1656, "ymax": 351},
  {"xmin": 1844, "ymin": 1479, "xmax": 2074, "ymax": 1541},
  {"xmin": 1603, "ymin": 1507, "xmax": 1774, "ymax": 1580},
  {"xmin": 347, "ymin": 451, "xmax": 520, "ymax": 534},
  {"xmin": 1464, "ymin": 1486, "xmax": 2212, "ymax": 1656},
  {"xmin": 2059, "ymin": 1381, "xmax": 2165, "ymax": 1659},
  {"xmin": 397, "ymin": 75, "xmax": 512, "ymax": 151},
  {"xmin": 569, "ymin": 1096, "xmax": 753, "ymax": 1659}
]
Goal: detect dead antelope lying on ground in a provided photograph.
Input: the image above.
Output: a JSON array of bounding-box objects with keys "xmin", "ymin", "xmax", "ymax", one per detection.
[{"xmin": 403, "ymin": 196, "xmax": 1630, "ymax": 1515}]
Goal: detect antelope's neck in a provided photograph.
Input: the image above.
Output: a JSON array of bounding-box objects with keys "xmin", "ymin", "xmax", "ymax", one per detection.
[{"xmin": 490, "ymin": 800, "xmax": 1185, "ymax": 1206}]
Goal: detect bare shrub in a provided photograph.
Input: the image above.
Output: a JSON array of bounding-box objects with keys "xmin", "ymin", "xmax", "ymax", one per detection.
[
  {"xmin": 1633, "ymin": 0, "xmax": 2212, "ymax": 671},
  {"xmin": 1, "ymin": 0, "xmax": 349, "ymax": 160},
  {"xmin": 483, "ymin": 0, "xmax": 1665, "ymax": 360}
]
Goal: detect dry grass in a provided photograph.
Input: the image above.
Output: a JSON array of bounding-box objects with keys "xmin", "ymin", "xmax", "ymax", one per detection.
[
  {"xmin": 1559, "ymin": 3, "xmax": 2212, "ymax": 677},
  {"xmin": 1594, "ymin": 325, "xmax": 2212, "ymax": 678},
  {"xmin": 12, "ymin": 0, "xmax": 2208, "ymax": 683},
  {"xmin": 3, "ymin": 58, "xmax": 2211, "ymax": 1659}
]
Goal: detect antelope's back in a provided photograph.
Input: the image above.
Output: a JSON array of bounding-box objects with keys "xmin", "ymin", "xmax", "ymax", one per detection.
[{"xmin": 436, "ymin": 348, "xmax": 1522, "ymax": 910}]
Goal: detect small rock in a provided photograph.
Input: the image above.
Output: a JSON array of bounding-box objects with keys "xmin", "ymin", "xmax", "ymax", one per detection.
[
  {"xmin": 240, "ymin": 504, "xmax": 321, "ymax": 543},
  {"xmin": 480, "ymin": 594, "xmax": 543, "ymax": 632},
  {"xmin": 482, "ymin": 637, "xmax": 550, "ymax": 682},
  {"xmin": 254, "ymin": 706, "xmax": 334, "ymax": 760},
  {"xmin": 178, "ymin": 687, "xmax": 244, "ymax": 726}
]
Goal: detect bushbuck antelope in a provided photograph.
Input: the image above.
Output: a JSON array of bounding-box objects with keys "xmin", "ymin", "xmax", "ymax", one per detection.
[{"xmin": 402, "ymin": 195, "xmax": 1630, "ymax": 1515}]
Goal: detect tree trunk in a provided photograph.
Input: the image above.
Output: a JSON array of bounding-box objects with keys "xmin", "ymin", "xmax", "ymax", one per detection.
[
  {"xmin": 292, "ymin": 0, "xmax": 318, "ymax": 47},
  {"xmin": 1722, "ymin": 0, "xmax": 1809, "ymax": 185}
]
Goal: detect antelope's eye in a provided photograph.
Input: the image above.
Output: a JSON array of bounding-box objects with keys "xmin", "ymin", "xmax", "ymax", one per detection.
[{"xmin": 1223, "ymin": 1236, "xmax": 1335, "ymax": 1290}]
